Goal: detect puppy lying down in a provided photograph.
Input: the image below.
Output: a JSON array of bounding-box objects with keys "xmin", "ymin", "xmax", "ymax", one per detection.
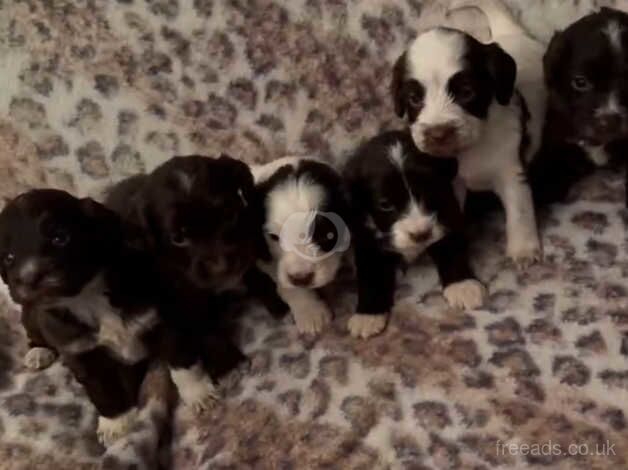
[
  {"xmin": 344, "ymin": 131, "xmax": 487, "ymax": 339},
  {"xmin": 252, "ymin": 157, "xmax": 352, "ymax": 335},
  {"xmin": 0, "ymin": 190, "xmax": 162, "ymax": 446}
]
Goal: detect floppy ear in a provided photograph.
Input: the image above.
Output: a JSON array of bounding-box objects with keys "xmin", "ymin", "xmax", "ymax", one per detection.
[
  {"xmin": 80, "ymin": 197, "xmax": 124, "ymax": 243},
  {"xmin": 485, "ymin": 43, "xmax": 516, "ymax": 105},
  {"xmin": 391, "ymin": 52, "xmax": 408, "ymax": 117},
  {"xmin": 543, "ymin": 31, "xmax": 566, "ymax": 88},
  {"xmin": 218, "ymin": 154, "xmax": 255, "ymax": 206}
]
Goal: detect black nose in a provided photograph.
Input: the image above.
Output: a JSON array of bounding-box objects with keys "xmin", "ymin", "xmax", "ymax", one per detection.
[
  {"xmin": 597, "ymin": 113, "xmax": 622, "ymax": 136},
  {"xmin": 424, "ymin": 124, "xmax": 457, "ymax": 145},
  {"xmin": 410, "ymin": 228, "xmax": 432, "ymax": 243},
  {"xmin": 288, "ymin": 272, "xmax": 314, "ymax": 287}
]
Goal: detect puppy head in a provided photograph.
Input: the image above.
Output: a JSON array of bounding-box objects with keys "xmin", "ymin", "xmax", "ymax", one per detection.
[
  {"xmin": 135, "ymin": 155, "xmax": 257, "ymax": 291},
  {"xmin": 0, "ymin": 190, "xmax": 121, "ymax": 305},
  {"xmin": 392, "ymin": 27, "xmax": 516, "ymax": 156},
  {"xmin": 347, "ymin": 134, "xmax": 459, "ymax": 262},
  {"xmin": 544, "ymin": 8, "xmax": 628, "ymax": 145},
  {"xmin": 257, "ymin": 159, "xmax": 351, "ymax": 289}
]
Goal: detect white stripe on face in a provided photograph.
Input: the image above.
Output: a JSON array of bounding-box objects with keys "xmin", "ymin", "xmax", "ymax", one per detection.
[{"xmin": 604, "ymin": 20, "xmax": 624, "ymax": 54}]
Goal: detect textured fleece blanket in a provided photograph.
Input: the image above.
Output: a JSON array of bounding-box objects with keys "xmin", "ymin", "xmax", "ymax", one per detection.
[{"xmin": 1, "ymin": 0, "xmax": 628, "ymax": 469}]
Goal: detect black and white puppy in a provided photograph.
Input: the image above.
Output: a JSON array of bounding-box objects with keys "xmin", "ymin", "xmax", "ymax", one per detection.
[
  {"xmin": 530, "ymin": 7, "xmax": 628, "ymax": 205},
  {"xmin": 0, "ymin": 190, "xmax": 161, "ymax": 446},
  {"xmin": 108, "ymin": 155, "xmax": 262, "ymax": 412},
  {"xmin": 252, "ymin": 157, "xmax": 352, "ymax": 335},
  {"xmin": 344, "ymin": 131, "xmax": 486, "ymax": 339},
  {"xmin": 392, "ymin": 0, "xmax": 546, "ymax": 266}
]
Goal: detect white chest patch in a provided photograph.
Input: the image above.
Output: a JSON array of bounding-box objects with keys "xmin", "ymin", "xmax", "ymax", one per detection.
[{"xmin": 54, "ymin": 276, "xmax": 158, "ymax": 363}]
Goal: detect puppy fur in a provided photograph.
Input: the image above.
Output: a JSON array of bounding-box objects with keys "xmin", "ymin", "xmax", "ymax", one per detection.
[
  {"xmin": 529, "ymin": 7, "xmax": 628, "ymax": 206},
  {"xmin": 0, "ymin": 189, "xmax": 161, "ymax": 445},
  {"xmin": 344, "ymin": 131, "xmax": 487, "ymax": 339},
  {"xmin": 107, "ymin": 155, "xmax": 273, "ymax": 410},
  {"xmin": 252, "ymin": 157, "xmax": 352, "ymax": 335},
  {"xmin": 392, "ymin": 0, "xmax": 546, "ymax": 266}
]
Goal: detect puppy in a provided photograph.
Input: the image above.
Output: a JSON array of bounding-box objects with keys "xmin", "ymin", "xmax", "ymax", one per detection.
[
  {"xmin": 252, "ymin": 157, "xmax": 352, "ymax": 335},
  {"xmin": 344, "ymin": 131, "xmax": 487, "ymax": 339},
  {"xmin": 0, "ymin": 189, "xmax": 161, "ymax": 446},
  {"xmin": 392, "ymin": 0, "xmax": 546, "ymax": 266},
  {"xmin": 530, "ymin": 7, "xmax": 628, "ymax": 205},
  {"xmin": 108, "ymin": 155, "xmax": 264, "ymax": 412}
]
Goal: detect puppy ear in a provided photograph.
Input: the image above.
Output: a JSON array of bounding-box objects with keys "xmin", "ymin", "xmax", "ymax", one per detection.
[
  {"xmin": 391, "ymin": 52, "xmax": 408, "ymax": 118},
  {"xmin": 218, "ymin": 154, "xmax": 255, "ymax": 205},
  {"xmin": 543, "ymin": 31, "xmax": 565, "ymax": 88},
  {"xmin": 485, "ymin": 43, "xmax": 516, "ymax": 105},
  {"xmin": 80, "ymin": 198, "xmax": 124, "ymax": 242}
]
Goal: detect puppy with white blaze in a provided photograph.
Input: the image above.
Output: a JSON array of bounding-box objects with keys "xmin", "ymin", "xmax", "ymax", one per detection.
[
  {"xmin": 391, "ymin": 0, "xmax": 546, "ymax": 267},
  {"xmin": 344, "ymin": 131, "xmax": 487, "ymax": 339},
  {"xmin": 253, "ymin": 157, "xmax": 352, "ymax": 335}
]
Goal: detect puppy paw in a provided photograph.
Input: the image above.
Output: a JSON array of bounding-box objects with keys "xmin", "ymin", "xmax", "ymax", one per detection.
[
  {"xmin": 97, "ymin": 408, "xmax": 137, "ymax": 447},
  {"xmin": 507, "ymin": 237, "xmax": 542, "ymax": 269},
  {"xmin": 170, "ymin": 366, "xmax": 221, "ymax": 415},
  {"xmin": 443, "ymin": 279, "xmax": 487, "ymax": 310},
  {"xmin": 348, "ymin": 314, "xmax": 387, "ymax": 339},
  {"xmin": 24, "ymin": 347, "xmax": 57, "ymax": 371},
  {"xmin": 292, "ymin": 304, "xmax": 332, "ymax": 335}
]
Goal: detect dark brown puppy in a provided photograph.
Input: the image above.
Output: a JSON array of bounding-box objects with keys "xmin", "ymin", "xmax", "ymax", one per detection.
[
  {"xmin": 530, "ymin": 7, "xmax": 628, "ymax": 206},
  {"xmin": 0, "ymin": 189, "xmax": 162, "ymax": 446},
  {"xmin": 107, "ymin": 155, "xmax": 284, "ymax": 411}
]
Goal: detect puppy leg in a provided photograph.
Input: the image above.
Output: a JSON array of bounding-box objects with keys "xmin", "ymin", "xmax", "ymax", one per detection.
[
  {"xmin": 97, "ymin": 407, "xmax": 138, "ymax": 447},
  {"xmin": 169, "ymin": 363, "xmax": 220, "ymax": 413},
  {"xmin": 277, "ymin": 286, "xmax": 332, "ymax": 335},
  {"xmin": 348, "ymin": 229, "xmax": 397, "ymax": 339},
  {"xmin": 24, "ymin": 347, "xmax": 57, "ymax": 370},
  {"xmin": 496, "ymin": 174, "xmax": 542, "ymax": 267},
  {"xmin": 21, "ymin": 308, "xmax": 57, "ymax": 370},
  {"xmin": 428, "ymin": 233, "xmax": 487, "ymax": 310},
  {"xmin": 65, "ymin": 351, "xmax": 148, "ymax": 447}
]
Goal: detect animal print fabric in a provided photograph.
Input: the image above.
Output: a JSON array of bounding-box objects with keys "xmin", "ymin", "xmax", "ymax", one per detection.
[{"xmin": 1, "ymin": 0, "xmax": 628, "ymax": 468}]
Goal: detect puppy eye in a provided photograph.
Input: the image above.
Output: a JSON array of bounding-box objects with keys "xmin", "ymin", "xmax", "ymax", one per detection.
[
  {"xmin": 458, "ymin": 83, "xmax": 476, "ymax": 102},
  {"xmin": 267, "ymin": 233, "xmax": 280, "ymax": 242},
  {"xmin": 2, "ymin": 253, "xmax": 15, "ymax": 267},
  {"xmin": 378, "ymin": 199, "xmax": 395, "ymax": 212},
  {"xmin": 170, "ymin": 227, "xmax": 189, "ymax": 247},
  {"xmin": 571, "ymin": 75, "xmax": 592, "ymax": 92},
  {"xmin": 407, "ymin": 90, "xmax": 423, "ymax": 107},
  {"xmin": 51, "ymin": 229, "xmax": 70, "ymax": 248}
]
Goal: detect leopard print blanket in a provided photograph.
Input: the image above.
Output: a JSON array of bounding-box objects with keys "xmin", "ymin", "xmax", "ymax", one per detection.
[{"xmin": 2, "ymin": 0, "xmax": 628, "ymax": 469}]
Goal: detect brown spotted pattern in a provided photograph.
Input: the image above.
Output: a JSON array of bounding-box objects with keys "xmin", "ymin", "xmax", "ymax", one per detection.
[{"xmin": 1, "ymin": 0, "xmax": 628, "ymax": 468}]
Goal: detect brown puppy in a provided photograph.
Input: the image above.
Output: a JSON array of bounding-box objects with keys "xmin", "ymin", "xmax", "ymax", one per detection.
[
  {"xmin": 0, "ymin": 189, "xmax": 162, "ymax": 446},
  {"xmin": 107, "ymin": 155, "xmax": 282, "ymax": 411}
]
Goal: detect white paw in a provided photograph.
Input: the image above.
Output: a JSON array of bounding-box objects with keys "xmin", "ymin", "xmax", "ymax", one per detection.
[
  {"xmin": 348, "ymin": 314, "xmax": 387, "ymax": 339},
  {"xmin": 170, "ymin": 366, "xmax": 220, "ymax": 415},
  {"xmin": 97, "ymin": 408, "xmax": 137, "ymax": 447},
  {"xmin": 24, "ymin": 347, "xmax": 57, "ymax": 370},
  {"xmin": 507, "ymin": 236, "xmax": 542, "ymax": 269},
  {"xmin": 292, "ymin": 304, "xmax": 332, "ymax": 335},
  {"xmin": 443, "ymin": 279, "xmax": 487, "ymax": 310}
]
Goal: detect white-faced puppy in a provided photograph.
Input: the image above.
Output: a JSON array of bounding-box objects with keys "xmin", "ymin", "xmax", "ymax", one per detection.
[
  {"xmin": 253, "ymin": 157, "xmax": 352, "ymax": 335},
  {"xmin": 0, "ymin": 190, "xmax": 162, "ymax": 446},
  {"xmin": 344, "ymin": 131, "xmax": 487, "ymax": 339},
  {"xmin": 530, "ymin": 7, "xmax": 628, "ymax": 206},
  {"xmin": 392, "ymin": 0, "xmax": 546, "ymax": 267}
]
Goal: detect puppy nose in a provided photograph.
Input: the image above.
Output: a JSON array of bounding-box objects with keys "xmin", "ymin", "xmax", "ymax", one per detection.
[
  {"xmin": 410, "ymin": 228, "xmax": 432, "ymax": 243},
  {"xmin": 288, "ymin": 271, "xmax": 314, "ymax": 287},
  {"xmin": 424, "ymin": 124, "xmax": 457, "ymax": 143},
  {"xmin": 598, "ymin": 114, "xmax": 622, "ymax": 135}
]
